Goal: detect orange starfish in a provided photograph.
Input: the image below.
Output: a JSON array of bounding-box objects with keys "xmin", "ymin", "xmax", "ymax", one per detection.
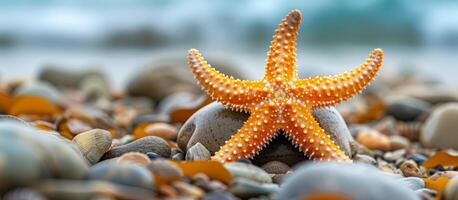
[{"xmin": 187, "ymin": 10, "xmax": 383, "ymax": 163}]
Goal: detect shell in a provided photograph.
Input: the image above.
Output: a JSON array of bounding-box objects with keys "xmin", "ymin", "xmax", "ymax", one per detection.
[
  {"xmin": 72, "ymin": 129, "xmax": 112, "ymax": 165},
  {"xmin": 185, "ymin": 142, "xmax": 211, "ymax": 161}
]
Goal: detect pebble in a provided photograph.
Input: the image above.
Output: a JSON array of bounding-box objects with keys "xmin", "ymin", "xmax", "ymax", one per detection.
[
  {"xmin": 405, "ymin": 154, "xmax": 427, "ymax": 166},
  {"xmin": 444, "ymin": 176, "xmax": 458, "ymax": 200},
  {"xmin": 400, "ymin": 160, "xmax": 424, "ymax": 178},
  {"xmin": 228, "ymin": 178, "xmax": 279, "ymax": 199},
  {"xmin": 102, "ymin": 136, "xmax": 171, "ymax": 159},
  {"xmin": 39, "ymin": 66, "xmax": 107, "ymax": 89},
  {"xmin": 117, "ymin": 152, "xmax": 151, "ymax": 166},
  {"xmin": 88, "ymin": 162, "xmax": 154, "ymax": 189},
  {"xmin": 172, "ymin": 181, "xmax": 205, "ymax": 199},
  {"xmin": 393, "ymin": 84, "xmax": 458, "ymax": 104},
  {"xmin": 224, "ymin": 162, "xmax": 272, "ymax": 184},
  {"xmin": 429, "ymin": 171, "xmax": 458, "ymax": 181},
  {"xmin": 14, "ymin": 81, "xmax": 61, "ymax": 104},
  {"xmin": 0, "ymin": 121, "xmax": 88, "ymax": 192},
  {"xmin": 386, "ymin": 96, "xmax": 431, "ymax": 121},
  {"xmin": 261, "ymin": 161, "xmax": 290, "ymax": 174},
  {"xmin": 356, "ymin": 128, "xmax": 391, "ymax": 151},
  {"xmin": 421, "ymin": 103, "xmax": 458, "ymax": 149},
  {"xmin": 146, "ymin": 152, "xmax": 162, "ymax": 160},
  {"xmin": 186, "ymin": 142, "xmax": 211, "ymax": 161},
  {"xmin": 278, "ymin": 163, "xmax": 419, "ymax": 200},
  {"xmin": 389, "ymin": 135, "xmax": 411, "ymax": 151},
  {"xmin": 33, "ymin": 180, "xmax": 155, "ymax": 200},
  {"xmin": 72, "ymin": 129, "xmax": 112, "ymax": 165},
  {"xmin": 126, "ymin": 62, "xmax": 202, "ymax": 102},
  {"xmin": 354, "ymin": 154, "xmax": 377, "ymax": 165},
  {"xmin": 398, "ymin": 177, "xmax": 425, "ymax": 190},
  {"xmin": 134, "ymin": 122, "xmax": 177, "ymax": 141},
  {"xmin": 384, "ymin": 149, "xmax": 407, "ymax": 162},
  {"xmin": 172, "ymin": 152, "xmax": 184, "ymax": 161},
  {"xmin": 145, "ymin": 159, "xmax": 183, "ymax": 185}
]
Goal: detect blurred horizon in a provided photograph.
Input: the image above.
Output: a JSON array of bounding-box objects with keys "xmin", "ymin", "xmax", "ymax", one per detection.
[{"xmin": 1, "ymin": 0, "xmax": 457, "ymax": 88}]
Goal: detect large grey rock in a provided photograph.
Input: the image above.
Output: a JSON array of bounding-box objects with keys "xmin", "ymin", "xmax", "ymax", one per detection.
[
  {"xmin": 278, "ymin": 163, "xmax": 419, "ymax": 200},
  {"xmin": 178, "ymin": 102, "xmax": 354, "ymax": 166}
]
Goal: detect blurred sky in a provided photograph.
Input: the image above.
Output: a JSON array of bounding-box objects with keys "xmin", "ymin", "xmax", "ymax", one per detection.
[{"xmin": 0, "ymin": 0, "xmax": 457, "ymax": 87}]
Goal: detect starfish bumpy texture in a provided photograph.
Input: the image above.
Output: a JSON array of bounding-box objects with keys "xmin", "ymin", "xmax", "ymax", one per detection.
[{"xmin": 187, "ymin": 10, "xmax": 383, "ymax": 163}]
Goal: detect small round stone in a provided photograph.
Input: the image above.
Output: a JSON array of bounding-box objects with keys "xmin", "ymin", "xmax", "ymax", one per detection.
[{"xmin": 146, "ymin": 152, "xmax": 161, "ymax": 160}]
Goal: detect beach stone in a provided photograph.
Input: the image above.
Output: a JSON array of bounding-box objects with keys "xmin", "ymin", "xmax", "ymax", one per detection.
[
  {"xmin": 186, "ymin": 142, "xmax": 211, "ymax": 161},
  {"xmin": 393, "ymin": 84, "xmax": 458, "ymax": 104},
  {"xmin": 39, "ymin": 65, "xmax": 107, "ymax": 89},
  {"xmin": 278, "ymin": 163, "xmax": 419, "ymax": 200},
  {"xmin": 389, "ymin": 135, "xmax": 411, "ymax": 151},
  {"xmin": 102, "ymin": 136, "xmax": 171, "ymax": 159},
  {"xmin": 72, "ymin": 129, "xmax": 112, "ymax": 165},
  {"xmin": 0, "ymin": 121, "xmax": 88, "ymax": 192},
  {"xmin": 400, "ymin": 160, "xmax": 423, "ymax": 178},
  {"xmin": 88, "ymin": 162, "xmax": 154, "ymax": 189},
  {"xmin": 224, "ymin": 162, "xmax": 272, "ymax": 184},
  {"xmin": 172, "ymin": 181, "xmax": 205, "ymax": 199},
  {"xmin": 127, "ymin": 55, "xmax": 247, "ymax": 102},
  {"xmin": 229, "ymin": 178, "xmax": 279, "ymax": 199},
  {"xmin": 354, "ymin": 154, "xmax": 377, "ymax": 165},
  {"xmin": 399, "ymin": 177, "xmax": 425, "ymax": 191},
  {"xmin": 117, "ymin": 152, "xmax": 151, "ymax": 166},
  {"xmin": 445, "ymin": 176, "xmax": 458, "ymax": 200},
  {"xmin": 145, "ymin": 159, "xmax": 183, "ymax": 185},
  {"xmin": 79, "ymin": 75, "xmax": 109, "ymax": 100},
  {"xmin": 386, "ymin": 96, "xmax": 431, "ymax": 121},
  {"xmin": 421, "ymin": 103, "xmax": 458, "ymax": 149},
  {"xmin": 356, "ymin": 128, "xmax": 391, "ymax": 151},
  {"xmin": 178, "ymin": 102, "xmax": 353, "ymax": 166},
  {"xmin": 33, "ymin": 180, "xmax": 155, "ymax": 200},
  {"xmin": 14, "ymin": 81, "xmax": 61, "ymax": 104},
  {"xmin": 261, "ymin": 161, "xmax": 290, "ymax": 174},
  {"xmin": 430, "ymin": 171, "xmax": 458, "ymax": 181},
  {"xmin": 134, "ymin": 122, "xmax": 177, "ymax": 141},
  {"xmin": 384, "ymin": 149, "xmax": 406, "ymax": 162}
]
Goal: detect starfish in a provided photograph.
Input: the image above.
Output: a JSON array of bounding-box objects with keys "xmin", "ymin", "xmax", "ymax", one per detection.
[{"xmin": 187, "ymin": 10, "xmax": 383, "ymax": 163}]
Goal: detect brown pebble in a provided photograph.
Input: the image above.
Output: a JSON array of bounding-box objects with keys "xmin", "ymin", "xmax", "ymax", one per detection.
[
  {"xmin": 136, "ymin": 122, "xmax": 177, "ymax": 141},
  {"xmin": 400, "ymin": 160, "xmax": 424, "ymax": 178},
  {"xmin": 430, "ymin": 171, "xmax": 458, "ymax": 181},
  {"xmin": 356, "ymin": 128, "xmax": 391, "ymax": 151},
  {"xmin": 158, "ymin": 184, "xmax": 178, "ymax": 197},
  {"xmin": 117, "ymin": 152, "xmax": 151, "ymax": 166},
  {"xmin": 172, "ymin": 181, "xmax": 205, "ymax": 199}
]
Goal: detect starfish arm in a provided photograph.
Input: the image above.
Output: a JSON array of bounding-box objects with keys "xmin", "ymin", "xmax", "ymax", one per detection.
[
  {"xmin": 212, "ymin": 102, "xmax": 278, "ymax": 163},
  {"xmin": 294, "ymin": 48, "xmax": 383, "ymax": 107},
  {"xmin": 264, "ymin": 10, "xmax": 301, "ymax": 82},
  {"xmin": 188, "ymin": 49, "xmax": 268, "ymax": 111},
  {"xmin": 283, "ymin": 101, "xmax": 351, "ymax": 161}
]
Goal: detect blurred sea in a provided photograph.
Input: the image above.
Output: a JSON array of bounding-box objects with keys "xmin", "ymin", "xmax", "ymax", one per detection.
[{"xmin": 0, "ymin": 0, "xmax": 457, "ymax": 88}]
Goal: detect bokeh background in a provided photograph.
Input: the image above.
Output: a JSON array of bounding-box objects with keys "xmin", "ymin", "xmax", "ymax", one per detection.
[{"xmin": 1, "ymin": 0, "xmax": 457, "ymax": 88}]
